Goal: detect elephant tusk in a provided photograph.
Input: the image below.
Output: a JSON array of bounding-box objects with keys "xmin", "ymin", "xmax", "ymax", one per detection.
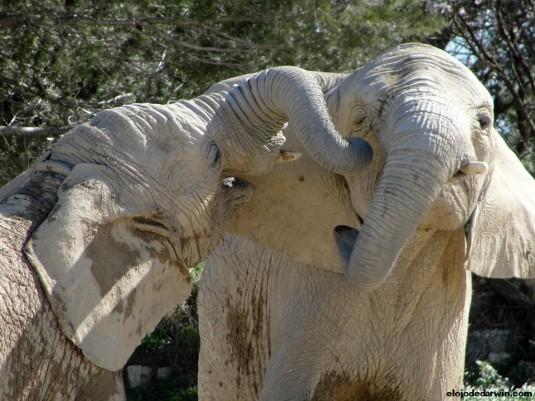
[
  {"xmin": 460, "ymin": 161, "xmax": 488, "ymax": 175},
  {"xmin": 276, "ymin": 150, "xmax": 302, "ymax": 163}
]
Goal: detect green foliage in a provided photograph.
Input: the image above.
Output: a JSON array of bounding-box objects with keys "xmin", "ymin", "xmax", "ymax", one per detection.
[
  {"xmin": 463, "ymin": 361, "xmax": 535, "ymax": 401},
  {"xmin": 137, "ymin": 303, "xmax": 199, "ymax": 355},
  {"xmin": 0, "ymin": 136, "xmax": 51, "ymax": 185},
  {"xmin": 139, "ymin": 326, "xmax": 173, "ymax": 352},
  {"xmin": 127, "ymin": 286, "xmax": 200, "ymax": 398},
  {"xmin": 434, "ymin": 1, "xmax": 535, "ymax": 155},
  {"xmin": 466, "ymin": 361, "xmax": 509, "ymax": 388},
  {"xmin": 188, "ymin": 261, "xmax": 205, "ymax": 282},
  {"xmin": 137, "ymin": 262, "xmax": 203, "ymax": 353},
  {"xmin": 0, "ymin": 0, "xmax": 444, "ymax": 124},
  {"xmin": 127, "ymin": 381, "xmax": 197, "ymax": 401},
  {"xmin": 0, "ymin": 0, "xmax": 444, "ymax": 185}
]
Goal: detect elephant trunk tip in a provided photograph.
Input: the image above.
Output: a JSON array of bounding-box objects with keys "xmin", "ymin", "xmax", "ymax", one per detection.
[{"xmin": 334, "ymin": 225, "xmax": 390, "ymax": 291}]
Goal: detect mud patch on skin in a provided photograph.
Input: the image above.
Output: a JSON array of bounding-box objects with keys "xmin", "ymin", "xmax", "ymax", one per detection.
[
  {"xmin": 111, "ymin": 288, "xmax": 137, "ymax": 320},
  {"xmin": 311, "ymin": 372, "xmax": 405, "ymax": 401},
  {"xmin": 87, "ymin": 224, "xmax": 141, "ymax": 297},
  {"xmin": 226, "ymin": 306, "xmax": 255, "ymax": 387},
  {"xmin": 225, "ymin": 290, "xmax": 268, "ymax": 395}
]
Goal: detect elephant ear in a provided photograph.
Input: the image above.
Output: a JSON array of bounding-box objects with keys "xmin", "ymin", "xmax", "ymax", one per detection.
[
  {"xmin": 24, "ymin": 163, "xmax": 190, "ymax": 371},
  {"xmin": 466, "ymin": 133, "xmax": 535, "ymax": 278}
]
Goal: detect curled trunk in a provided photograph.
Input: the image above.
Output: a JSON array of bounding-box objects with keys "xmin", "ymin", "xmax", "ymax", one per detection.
[
  {"xmin": 346, "ymin": 149, "xmax": 447, "ymax": 289},
  {"xmin": 212, "ymin": 66, "xmax": 372, "ymax": 175}
]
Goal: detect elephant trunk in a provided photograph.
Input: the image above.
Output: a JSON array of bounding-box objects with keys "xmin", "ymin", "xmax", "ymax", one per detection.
[
  {"xmin": 346, "ymin": 98, "xmax": 458, "ymax": 290},
  {"xmin": 213, "ymin": 66, "xmax": 372, "ymax": 175}
]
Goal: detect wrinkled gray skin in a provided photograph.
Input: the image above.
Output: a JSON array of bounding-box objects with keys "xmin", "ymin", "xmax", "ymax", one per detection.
[
  {"xmin": 198, "ymin": 44, "xmax": 535, "ymax": 400},
  {"xmin": 0, "ymin": 67, "xmax": 370, "ymax": 401}
]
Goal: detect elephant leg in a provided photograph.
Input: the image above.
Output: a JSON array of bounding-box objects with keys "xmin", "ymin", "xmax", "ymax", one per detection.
[
  {"xmin": 198, "ymin": 236, "xmax": 338, "ymax": 401},
  {"xmin": 257, "ymin": 341, "xmax": 320, "ymax": 401},
  {"xmin": 255, "ymin": 263, "xmax": 356, "ymax": 401},
  {"xmin": 199, "ymin": 232, "xmax": 470, "ymax": 401},
  {"xmin": 198, "ymin": 236, "xmax": 279, "ymax": 401}
]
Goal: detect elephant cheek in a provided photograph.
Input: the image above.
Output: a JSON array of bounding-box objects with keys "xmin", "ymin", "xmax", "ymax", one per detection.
[
  {"xmin": 421, "ymin": 199, "xmax": 466, "ymax": 231},
  {"xmin": 422, "ymin": 177, "xmax": 483, "ymax": 232}
]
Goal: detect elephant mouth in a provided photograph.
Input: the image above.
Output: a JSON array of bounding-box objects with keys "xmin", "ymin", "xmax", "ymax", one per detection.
[
  {"xmin": 131, "ymin": 177, "xmax": 254, "ymax": 269},
  {"xmin": 433, "ymin": 166, "xmax": 489, "ymax": 231},
  {"xmin": 334, "ymin": 225, "xmax": 360, "ymax": 266},
  {"xmin": 221, "ymin": 176, "xmax": 255, "ymax": 206},
  {"xmin": 452, "ymin": 170, "xmax": 468, "ymax": 179}
]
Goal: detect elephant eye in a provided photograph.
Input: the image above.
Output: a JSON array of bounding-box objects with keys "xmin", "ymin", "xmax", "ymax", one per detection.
[
  {"xmin": 477, "ymin": 111, "xmax": 492, "ymax": 131},
  {"xmin": 207, "ymin": 142, "xmax": 221, "ymax": 170}
]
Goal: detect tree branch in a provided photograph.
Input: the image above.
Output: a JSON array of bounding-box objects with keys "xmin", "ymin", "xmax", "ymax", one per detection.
[
  {"xmin": 455, "ymin": 15, "xmax": 535, "ymax": 148},
  {"xmin": 0, "ymin": 13, "xmax": 260, "ymax": 28},
  {"xmin": 0, "ymin": 126, "xmax": 73, "ymax": 138},
  {"xmin": 175, "ymin": 40, "xmax": 249, "ymax": 54},
  {"xmin": 494, "ymin": 3, "xmax": 534, "ymax": 94},
  {"xmin": 488, "ymin": 279, "xmax": 535, "ymax": 309}
]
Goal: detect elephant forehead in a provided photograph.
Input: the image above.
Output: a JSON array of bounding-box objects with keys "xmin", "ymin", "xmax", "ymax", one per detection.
[
  {"xmin": 345, "ymin": 44, "xmax": 492, "ymax": 109},
  {"xmin": 59, "ymin": 104, "xmax": 208, "ymax": 180}
]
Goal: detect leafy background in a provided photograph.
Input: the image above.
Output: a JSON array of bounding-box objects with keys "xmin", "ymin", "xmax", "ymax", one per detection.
[{"xmin": 2, "ymin": 1, "xmax": 535, "ymax": 399}]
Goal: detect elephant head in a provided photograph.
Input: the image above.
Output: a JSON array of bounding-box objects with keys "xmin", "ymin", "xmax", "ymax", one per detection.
[
  {"xmin": 218, "ymin": 45, "xmax": 535, "ymax": 291},
  {"xmin": 330, "ymin": 43, "xmax": 535, "ymax": 289},
  {"xmin": 16, "ymin": 66, "xmax": 370, "ymax": 371}
]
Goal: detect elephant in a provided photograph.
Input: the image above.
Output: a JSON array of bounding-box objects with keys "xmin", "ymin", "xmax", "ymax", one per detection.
[
  {"xmin": 0, "ymin": 66, "xmax": 371, "ymax": 401},
  {"xmin": 197, "ymin": 44, "xmax": 535, "ymax": 401}
]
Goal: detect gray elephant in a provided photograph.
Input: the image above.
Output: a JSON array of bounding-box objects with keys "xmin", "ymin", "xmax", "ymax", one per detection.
[
  {"xmin": 198, "ymin": 44, "xmax": 535, "ymax": 401},
  {"xmin": 0, "ymin": 67, "xmax": 370, "ymax": 401}
]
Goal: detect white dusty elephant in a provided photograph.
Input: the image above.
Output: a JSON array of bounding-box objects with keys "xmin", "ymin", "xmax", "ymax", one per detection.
[
  {"xmin": 198, "ymin": 44, "xmax": 535, "ymax": 401},
  {"xmin": 0, "ymin": 67, "xmax": 370, "ymax": 401}
]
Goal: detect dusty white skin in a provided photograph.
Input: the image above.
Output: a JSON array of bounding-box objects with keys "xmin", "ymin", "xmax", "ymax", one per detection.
[
  {"xmin": 198, "ymin": 44, "xmax": 535, "ymax": 401},
  {"xmin": 0, "ymin": 67, "xmax": 370, "ymax": 401}
]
